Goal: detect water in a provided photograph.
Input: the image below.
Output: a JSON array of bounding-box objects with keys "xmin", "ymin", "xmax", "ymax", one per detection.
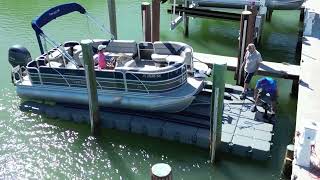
[{"xmin": 0, "ymin": 0, "xmax": 299, "ymax": 179}]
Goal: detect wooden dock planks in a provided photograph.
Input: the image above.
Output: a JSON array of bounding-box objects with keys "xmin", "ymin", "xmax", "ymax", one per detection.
[{"xmin": 193, "ymin": 52, "xmax": 300, "ymax": 80}]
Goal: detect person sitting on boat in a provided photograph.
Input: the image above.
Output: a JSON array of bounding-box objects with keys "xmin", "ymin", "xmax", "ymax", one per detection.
[
  {"xmin": 97, "ymin": 44, "xmax": 116, "ymax": 70},
  {"xmin": 97, "ymin": 44, "xmax": 107, "ymax": 70},
  {"xmin": 251, "ymin": 77, "xmax": 278, "ymax": 114}
]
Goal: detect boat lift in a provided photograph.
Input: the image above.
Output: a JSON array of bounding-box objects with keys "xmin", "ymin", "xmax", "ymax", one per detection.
[{"xmin": 168, "ymin": 0, "xmax": 268, "ymax": 44}]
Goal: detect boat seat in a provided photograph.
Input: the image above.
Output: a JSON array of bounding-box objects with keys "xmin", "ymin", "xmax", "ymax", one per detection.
[
  {"xmin": 151, "ymin": 54, "xmax": 169, "ymax": 62},
  {"xmin": 123, "ymin": 59, "xmax": 137, "ymax": 67},
  {"xmin": 105, "ymin": 40, "xmax": 138, "ymax": 58},
  {"xmin": 71, "ymin": 45, "xmax": 82, "ymax": 65},
  {"xmin": 153, "ymin": 41, "xmax": 186, "ymax": 54},
  {"xmin": 152, "ymin": 41, "xmax": 193, "ymax": 67},
  {"xmin": 165, "ymin": 55, "xmax": 184, "ymax": 65}
]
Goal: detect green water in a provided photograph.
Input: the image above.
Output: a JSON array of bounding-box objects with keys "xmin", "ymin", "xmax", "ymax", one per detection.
[{"xmin": 0, "ymin": 0, "xmax": 299, "ymax": 179}]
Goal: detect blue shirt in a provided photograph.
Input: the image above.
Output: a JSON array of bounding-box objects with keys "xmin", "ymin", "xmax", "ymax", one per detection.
[{"xmin": 256, "ymin": 77, "xmax": 277, "ymax": 94}]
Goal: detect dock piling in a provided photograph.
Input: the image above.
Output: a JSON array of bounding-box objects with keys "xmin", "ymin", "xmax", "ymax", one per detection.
[
  {"xmin": 266, "ymin": 9, "xmax": 273, "ymax": 22},
  {"xmin": 248, "ymin": 6, "xmax": 257, "ymax": 44},
  {"xmin": 210, "ymin": 63, "xmax": 227, "ymax": 163},
  {"xmin": 141, "ymin": 2, "xmax": 152, "ymax": 42},
  {"xmin": 151, "ymin": 163, "xmax": 172, "ymax": 180},
  {"xmin": 299, "ymin": 7, "xmax": 305, "ymax": 22},
  {"xmin": 107, "ymin": 0, "xmax": 117, "ymax": 39},
  {"xmin": 152, "ymin": 0, "xmax": 161, "ymax": 42},
  {"xmin": 281, "ymin": 144, "xmax": 294, "ymax": 178},
  {"xmin": 235, "ymin": 10, "xmax": 252, "ymax": 86},
  {"xmin": 80, "ymin": 40, "xmax": 100, "ymax": 135}
]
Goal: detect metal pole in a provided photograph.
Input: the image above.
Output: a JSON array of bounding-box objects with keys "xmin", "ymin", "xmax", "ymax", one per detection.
[
  {"xmin": 141, "ymin": 2, "xmax": 152, "ymax": 42},
  {"xmin": 107, "ymin": 0, "xmax": 118, "ymax": 39},
  {"xmin": 36, "ymin": 34, "xmax": 44, "ymax": 54},
  {"xmin": 152, "ymin": 0, "xmax": 160, "ymax": 42},
  {"xmin": 80, "ymin": 39, "xmax": 100, "ymax": 135},
  {"xmin": 209, "ymin": 63, "xmax": 227, "ymax": 163}
]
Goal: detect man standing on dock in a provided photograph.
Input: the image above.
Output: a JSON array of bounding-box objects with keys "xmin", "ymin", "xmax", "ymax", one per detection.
[{"xmin": 240, "ymin": 43, "xmax": 263, "ymax": 99}]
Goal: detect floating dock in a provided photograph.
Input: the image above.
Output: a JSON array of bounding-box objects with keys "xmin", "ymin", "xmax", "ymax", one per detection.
[
  {"xmin": 292, "ymin": 0, "xmax": 320, "ymax": 178},
  {"xmin": 20, "ymin": 84, "xmax": 275, "ymax": 161}
]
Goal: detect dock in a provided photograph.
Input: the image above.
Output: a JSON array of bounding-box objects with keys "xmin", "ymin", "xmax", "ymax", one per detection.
[
  {"xmin": 193, "ymin": 52, "xmax": 300, "ymax": 80},
  {"xmin": 19, "ymin": 84, "xmax": 275, "ymax": 161},
  {"xmin": 292, "ymin": 0, "xmax": 320, "ymax": 178}
]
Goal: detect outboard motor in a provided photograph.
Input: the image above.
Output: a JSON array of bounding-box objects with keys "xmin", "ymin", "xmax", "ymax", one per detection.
[{"xmin": 8, "ymin": 45, "xmax": 32, "ymax": 67}]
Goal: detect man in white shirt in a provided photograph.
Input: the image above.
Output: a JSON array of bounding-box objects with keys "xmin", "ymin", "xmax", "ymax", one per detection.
[{"xmin": 240, "ymin": 43, "xmax": 263, "ymax": 100}]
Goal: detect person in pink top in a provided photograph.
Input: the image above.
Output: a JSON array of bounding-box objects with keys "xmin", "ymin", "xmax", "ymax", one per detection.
[{"xmin": 97, "ymin": 45, "xmax": 107, "ymax": 70}]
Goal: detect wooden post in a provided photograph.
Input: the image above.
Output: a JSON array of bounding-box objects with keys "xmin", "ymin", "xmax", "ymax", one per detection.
[
  {"xmin": 291, "ymin": 79, "xmax": 299, "ymax": 96},
  {"xmin": 80, "ymin": 40, "xmax": 100, "ymax": 135},
  {"xmin": 141, "ymin": 2, "xmax": 152, "ymax": 42},
  {"xmin": 210, "ymin": 63, "xmax": 227, "ymax": 163},
  {"xmin": 151, "ymin": 163, "xmax": 172, "ymax": 180},
  {"xmin": 281, "ymin": 144, "xmax": 294, "ymax": 178},
  {"xmin": 107, "ymin": 0, "xmax": 117, "ymax": 39},
  {"xmin": 266, "ymin": 9, "xmax": 273, "ymax": 22},
  {"xmin": 299, "ymin": 7, "xmax": 305, "ymax": 22},
  {"xmin": 235, "ymin": 11, "xmax": 251, "ymax": 86},
  {"xmin": 152, "ymin": 0, "xmax": 160, "ymax": 42},
  {"xmin": 247, "ymin": 6, "xmax": 257, "ymax": 44},
  {"xmin": 183, "ymin": 0, "xmax": 190, "ymax": 37}
]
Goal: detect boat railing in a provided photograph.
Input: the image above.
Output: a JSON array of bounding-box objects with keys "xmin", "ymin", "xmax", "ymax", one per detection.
[
  {"xmin": 24, "ymin": 62, "xmax": 188, "ymax": 93},
  {"xmin": 11, "ymin": 65, "xmax": 23, "ymax": 85},
  {"xmin": 125, "ymin": 72, "xmax": 150, "ymax": 94}
]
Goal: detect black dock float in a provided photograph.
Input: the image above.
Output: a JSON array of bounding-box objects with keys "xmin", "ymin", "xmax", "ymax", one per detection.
[{"xmin": 19, "ymin": 85, "xmax": 275, "ymax": 161}]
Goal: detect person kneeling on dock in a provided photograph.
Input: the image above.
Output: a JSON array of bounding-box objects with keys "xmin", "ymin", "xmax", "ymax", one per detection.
[
  {"xmin": 240, "ymin": 43, "xmax": 263, "ymax": 100},
  {"xmin": 251, "ymin": 77, "xmax": 278, "ymax": 114}
]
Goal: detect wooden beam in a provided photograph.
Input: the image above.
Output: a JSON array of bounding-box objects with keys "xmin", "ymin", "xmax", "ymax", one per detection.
[{"xmin": 168, "ymin": 6, "xmax": 241, "ymax": 21}]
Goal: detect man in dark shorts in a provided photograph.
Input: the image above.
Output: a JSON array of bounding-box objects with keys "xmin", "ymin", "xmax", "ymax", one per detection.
[
  {"xmin": 251, "ymin": 77, "xmax": 278, "ymax": 114},
  {"xmin": 240, "ymin": 44, "xmax": 262, "ymax": 100}
]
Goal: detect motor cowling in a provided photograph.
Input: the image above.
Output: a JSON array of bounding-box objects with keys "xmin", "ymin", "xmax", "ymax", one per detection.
[{"xmin": 8, "ymin": 45, "xmax": 32, "ymax": 67}]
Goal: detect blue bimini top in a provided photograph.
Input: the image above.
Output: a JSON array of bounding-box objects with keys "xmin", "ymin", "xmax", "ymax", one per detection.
[{"xmin": 256, "ymin": 77, "xmax": 277, "ymax": 94}]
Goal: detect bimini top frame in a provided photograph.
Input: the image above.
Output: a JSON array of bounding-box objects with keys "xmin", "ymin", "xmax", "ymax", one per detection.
[{"xmin": 31, "ymin": 2, "xmax": 114, "ymax": 55}]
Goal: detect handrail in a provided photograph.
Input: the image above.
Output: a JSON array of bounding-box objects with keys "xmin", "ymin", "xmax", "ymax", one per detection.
[
  {"xmin": 28, "ymin": 67, "xmax": 43, "ymax": 85},
  {"xmin": 96, "ymin": 80, "xmax": 102, "ymax": 90},
  {"xmin": 125, "ymin": 72, "xmax": 150, "ymax": 94},
  {"xmin": 125, "ymin": 71, "xmax": 187, "ymax": 86},
  {"xmin": 27, "ymin": 60, "xmax": 188, "ymax": 93},
  {"xmin": 121, "ymin": 63, "xmax": 185, "ymax": 75},
  {"xmin": 45, "ymin": 67, "xmax": 71, "ymax": 87}
]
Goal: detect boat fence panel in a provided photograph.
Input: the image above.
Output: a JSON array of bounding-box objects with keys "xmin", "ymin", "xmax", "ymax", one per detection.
[
  {"xmin": 26, "ymin": 59, "xmax": 188, "ymax": 93},
  {"xmin": 124, "ymin": 65, "xmax": 187, "ymax": 92}
]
